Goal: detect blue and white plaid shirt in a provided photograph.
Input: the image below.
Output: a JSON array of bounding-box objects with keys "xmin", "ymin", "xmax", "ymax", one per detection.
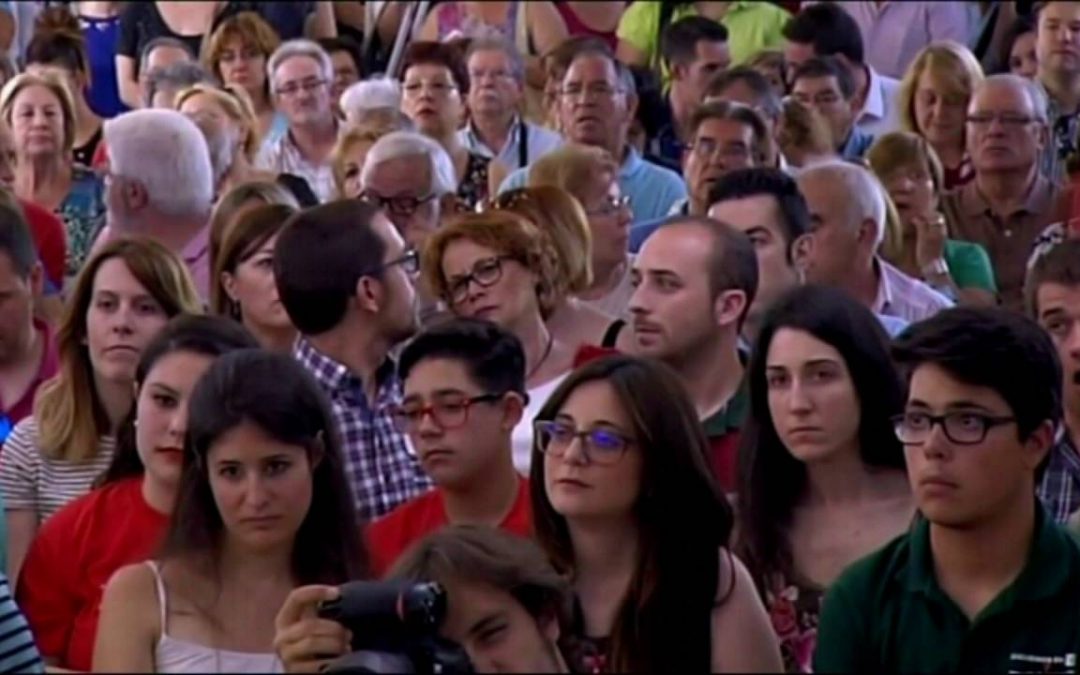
[
  {"xmin": 294, "ymin": 337, "xmax": 432, "ymax": 521},
  {"xmin": 1037, "ymin": 429, "xmax": 1080, "ymax": 525}
]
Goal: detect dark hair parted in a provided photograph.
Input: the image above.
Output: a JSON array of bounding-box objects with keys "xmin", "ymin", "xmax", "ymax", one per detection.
[
  {"xmin": 274, "ymin": 199, "xmax": 387, "ymax": 336},
  {"xmin": 26, "ymin": 7, "xmax": 89, "ymax": 76},
  {"xmin": 707, "ymin": 167, "xmax": 810, "ymax": 263},
  {"xmin": 735, "ymin": 285, "xmax": 905, "ymax": 596},
  {"xmin": 687, "ymin": 99, "xmax": 770, "ymax": 164},
  {"xmin": 399, "ymin": 318, "xmax": 526, "ymax": 396},
  {"xmin": 211, "ymin": 203, "xmax": 296, "ymax": 318},
  {"xmin": 98, "ymin": 315, "xmax": 259, "ymax": 486},
  {"xmin": 389, "ymin": 525, "xmax": 570, "ymax": 626},
  {"xmin": 705, "ymin": 66, "xmax": 783, "ymax": 120},
  {"xmin": 892, "ymin": 306, "xmax": 1062, "ymax": 441},
  {"xmin": 792, "ymin": 55, "xmax": 856, "ymax": 100},
  {"xmin": 530, "ymin": 355, "xmax": 733, "ymax": 673},
  {"xmin": 1026, "ymin": 239, "xmax": 1080, "ymax": 318},
  {"xmin": 660, "ymin": 15, "xmax": 729, "ymax": 68},
  {"xmin": 782, "ymin": 3, "xmax": 865, "ymax": 65},
  {"xmin": 318, "ymin": 35, "xmax": 364, "ymax": 77},
  {"xmin": 163, "ymin": 349, "xmax": 367, "ymax": 584},
  {"xmin": 402, "ymin": 40, "xmax": 470, "ymax": 93},
  {"xmin": 0, "ymin": 200, "xmax": 37, "ymax": 278}
]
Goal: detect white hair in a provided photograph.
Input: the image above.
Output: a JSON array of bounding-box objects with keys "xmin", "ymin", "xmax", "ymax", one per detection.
[
  {"xmin": 797, "ymin": 160, "xmax": 887, "ymax": 247},
  {"xmin": 104, "ymin": 109, "xmax": 213, "ymax": 217},
  {"xmin": 980, "ymin": 73, "xmax": 1049, "ymax": 122},
  {"xmin": 340, "ymin": 77, "xmax": 401, "ymax": 118},
  {"xmin": 267, "ymin": 39, "xmax": 334, "ymax": 94},
  {"xmin": 360, "ymin": 131, "xmax": 457, "ymax": 197}
]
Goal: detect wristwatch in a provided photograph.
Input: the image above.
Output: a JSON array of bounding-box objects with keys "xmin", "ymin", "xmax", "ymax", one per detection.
[{"xmin": 921, "ymin": 258, "xmax": 950, "ymax": 278}]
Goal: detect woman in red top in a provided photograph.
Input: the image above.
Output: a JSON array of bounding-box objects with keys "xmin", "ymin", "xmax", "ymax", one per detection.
[{"xmin": 16, "ymin": 315, "xmax": 256, "ymax": 671}]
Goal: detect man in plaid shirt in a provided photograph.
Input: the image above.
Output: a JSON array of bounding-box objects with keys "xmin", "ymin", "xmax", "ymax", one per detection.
[
  {"xmin": 275, "ymin": 199, "xmax": 432, "ymax": 520},
  {"xmin": 1028, "ymin": 239, "xmax": 1080, "ymax": 523}
]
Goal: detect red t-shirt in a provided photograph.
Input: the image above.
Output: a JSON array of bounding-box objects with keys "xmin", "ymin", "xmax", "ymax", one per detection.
[
  {"xmin": 366, "ymin": 476, "xmax": 533, "ymax": 578},
  {"xmin": 18, "ymin": 199, "xmax": 66, "ymax": 291},
  {"xmin": 17, "ymin": 477, "xmax": 169, "ymax": 671},
  {"xmin": 2, "ymin": 319, "xmax": 59, "ymax": 426}
]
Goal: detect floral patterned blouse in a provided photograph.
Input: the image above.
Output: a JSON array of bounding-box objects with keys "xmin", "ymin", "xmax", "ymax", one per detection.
[
  {"xmin": 767, "ymin": 577, "xmax": 825, "ymax": 673},
  {"xmin": 456, "ymin": 152, "xmax": 490, "ymax": 212},
  {"xmin": 57, "ymin": 165, "xmax": 107, "ymax": 282}
]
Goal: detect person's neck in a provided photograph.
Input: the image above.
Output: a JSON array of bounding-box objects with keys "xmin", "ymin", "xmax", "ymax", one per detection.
[
  {"xmin": 442, "ymin": 450, "xmax": 520, "ymax": 525},
  {"xmin": 17, "ymin": 155, "xmax": 69, "ymax": 202},
  {"xmin": 688, "ymin": 191, "xmax": 710, "ymax": 216},
  {"xmin": 0, "ymin": 322, "xmax": 37, "ymax": 375},
  {"xmin": 930, "ymin": 494, "xmax": 1036, "ymax": 618},
  {"xmin": 217, "ymin": 537, "xmax": 295, "ymax": 588},
  {"xmin": 580, "ymin": 255, "xmax": 628, "ymax": 300},
  {"xmin": 140, "ymin": 474, "xmax": 177, "ymax": 514},
  {"xmin": 472, "ymin": 108, "xmax": 515, "ymax": 153},
  {"xmin": 669, "ymin": 89, "xmax": 694, "ymax": 139},
  {"xmin": 802, "ymin": 444, "xmax": 899, "ymax": 508},
  {"xmin": 137, "ymin": 213, "xmax": 206, "ymax": 254},
  {"xmin": 95, "ymin": 373, "xmax": 134, "ymax": 432},
  {"xmin": 931, "ymin": 139, "xmax": 965, "ymax": 171},
  {"xmin": 843, "ymin": 253, "xmax": 881, "ymax": 310},
  {"xmin": 75, "ymin": 100, "xmax": 102, "ymax": 141},
  {"xmin": 250, "ymin": 88, "xmax": 274, "ymax": 116},
  {"xmin": 289, "ymin": 116, "xmax": 337, "ymax": 163},
  {"xmin": 567, "ymin": 516, "xmax": 639, "ymax": 588},
  {"xmin": 669, "ymin": 334, "xmax": 743, "ymax": 420},
  {"xmin": 306, "ymin": 322, "xmax": 393, "ymax": 401},
  {"xmin": 974, "ymin": 167, "xmax": 1037, "ymax": 217},
  {"xmin": 510, "ymin": 311, "xmax": 552, "ymax": 381},
  {"xmin": 1040, "ymin": 68, "xmax": 1080, "ymax": 115},
  {"xmin": 245, "ymin": 320, "xmax": 297, "ymax": 353}
]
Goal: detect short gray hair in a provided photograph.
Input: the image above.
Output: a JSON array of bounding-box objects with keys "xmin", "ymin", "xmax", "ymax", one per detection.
[
  {"xmin": 340, "ymin": 77, "xmax": 401, "ymax": 118},
  {"xmin": 360, "ymin": 131, "xmax": 456, "ymax": 197},
  {"xmin": 139, "ymin": 36, "xmax": 195, "ymax": 76},
  {"xmin": 466, "ymin": 38, "xmax": 526, "ymax": 84},
  {"xmin": 797, "ymin": 160, "xmax": 887, "ymax": 246},
  {"xmin": 977, "ymin": 73, "xmax": 1049, "ymax": 122},
  {"xmin": 144, "ymin": 61, "xmax": 211, "ymax": 107},
  {"xmin": 267, "ymin": 39, "xmax": 334, "ymax": 94}
]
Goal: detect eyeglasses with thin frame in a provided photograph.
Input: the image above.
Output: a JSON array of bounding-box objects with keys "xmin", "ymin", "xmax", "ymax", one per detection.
[
  {"xmin": 559, "ymin": 83, "xmax": 623, "ymax": 100},
  {"xmin": 534, "ymin": 419, "xmax": 634, "ymax": 466},
  {"xmin": 390, "ymin": 393, "xmax": 504, "ymax": 433},
  {"xmin": 402, "ymin": 80, "xmax": 458, "ymax": 98},
  {"xmin": 966, "ymin": 112, "xmax": 1039, "ymax": 128},
  {"xmin": 689, "ymin": 137, "xmax": 753, "ymax": 162},
  {"xmin": 364, "ymin": 247, "xmax": 420, "ymax": 278},
  {"xmin": 360, "ymin": 191, "xmax": 438, "ymax": 217},
  {"xmin": 276, "ymin": 78, "xmax": 328, "ymax": 98},
  {"xmin": 585, "ymin": 194, "xmax": 631, "ymax": 217},
  {"xmin": 891, "ymin": 411, "xmax": 1017, "ymax": 446},
  {"xmin": 445, "ymin": 255, "xmax": 512, "ymax": 304}
]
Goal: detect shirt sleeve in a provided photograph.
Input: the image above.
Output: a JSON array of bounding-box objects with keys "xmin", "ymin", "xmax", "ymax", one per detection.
[
  {"xmin": 115, "ymin": 3, "xmax": 141, "ymax": 58},
  {"xmin": 0, "ymin": 420, "xmax": 41, "ymax": 514},
  {"xmin": 0, "ymin": 574, "xmax": 44, "ymax": 673},
  {"xmin": 813, "ymin": 582, "xmax": 869, "ymax": 673},
  {"xmin": 16, "ymin": 509, "xmax": 80, "ymax": 663},
  {"xmin": 760, "ymin": 3, "xmax": 791, "ymax": 50},
  {"xmin": 927, "ymin": 2, "xmax": 975, "ymax": 47},
  {"xmin": 615, "ymin": 1, "xmax": 659, "ymax": 59},
  {"xmin": 945, "ymin": 240, "xmax": 998, "ymax": 294}
]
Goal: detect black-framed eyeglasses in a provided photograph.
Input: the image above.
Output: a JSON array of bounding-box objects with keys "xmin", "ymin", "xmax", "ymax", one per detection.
[
  {"xmin": 534, "ymin": 420, "xmax": 634, "ymax": 466},
  {"xmin": 276, "ymin": 78, "xmax": 328, "ymax": 97},
  {"xmin": 390, "ymin": 393, "xmax": 504, "ymax": 432},
  {"xmin": 891, "ymin": 412, "xmax": 1017, "ymax": 446},
  {"xmin": 966, "ymin": 112, "xmax": 1038, "ymax": 128},
  {"xmin": 360, "ymin": 191, "xmax": 438, "ymax": 218},
  {"xmin": 445, "ymin": 256, "xmax": 512, "ymax": 304},
  {"xmin": 365, "ymin": 248, "xmax": 420, "ymax": 277}
]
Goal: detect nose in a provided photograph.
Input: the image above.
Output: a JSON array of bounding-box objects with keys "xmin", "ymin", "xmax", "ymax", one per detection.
[
  {"xmin": 561, "ymin": 434, "xmax": 589, "ymax": 466},
  {"xmin": 1065, "ymin": 321, "xmax": 1080, "ymax": 359},
  {"xmin": 243, "ymin": 473, "xmax": 272, "ymax": 509},
  {"xmin": 110, "ymin": 303, "xmax": 135, "ymax": 335},
  {"xmin": 416, "ymin": 408, "xmax": 443, "ymax": 438},
  {"xmin": 166, "ymin": 398, "xmax": 190, "ymax": 441},
  {"xmin": 786, "ymin": 378, "xmax": 813, "ymax": 414},
  {"xmin": 918, "ymin": 423, "xmax": 952, "ymax": 460}
]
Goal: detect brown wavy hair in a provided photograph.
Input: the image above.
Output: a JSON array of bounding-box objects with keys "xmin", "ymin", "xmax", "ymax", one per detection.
[{"xmin": 211, "ymin": 203, "xmax": 296, "ymax": 317}]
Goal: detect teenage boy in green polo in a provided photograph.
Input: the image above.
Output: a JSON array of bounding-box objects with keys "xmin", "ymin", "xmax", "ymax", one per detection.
[{"xmin": 815, "ymin": 307, "xmax": 1080, "ymax": 673}]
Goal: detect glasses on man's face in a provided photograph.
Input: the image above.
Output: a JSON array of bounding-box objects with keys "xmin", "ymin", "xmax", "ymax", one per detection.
[
  {"xmin": 468, "ymin": 68, "xmax": 514, "ymax": 84},
  {"xmin": 365, "ymin": 247, "xmax": 420, "ymax": 278},
  {"xmin": 403, "ymin": 80, "xmax": 458, "ymax": 98},
  {"xmin": 390, "ymin": 393, "xmax": 504, "ymax": 433},
  {"xmin": 534, "ymin": 420, "xmax": 634, "ymax": 466},
  {"xmin": 891, "ymin": 411, "xmax": 1017, "ymax": 446},
  {"xmin": 690, "ymin": 137, "xmax": 752, "ymax": 162},
  {"xmin": 360, "ymin": 191, "xmax": 437, "ymax": 217},
  {"xmin": 559, "ymin": 82, "xmax": 623, "ymax": 101},
  {"xmin": 966, "ymin": 112, "xmax": 1038, "ymax": 129},
  {"xmin": 586, "ymin": 194, "xmax": 631, "ymax": 217},
  {"xmin": 276, "ymin": 77, "xmax": 328, "ymax": 98},
  {"xmin": 793, "ymin": 91, "xmax": 842, "ymax": 107},
  {"xmin": 446, "ymin": 256, "xmax": 511, "ymax": 304}
]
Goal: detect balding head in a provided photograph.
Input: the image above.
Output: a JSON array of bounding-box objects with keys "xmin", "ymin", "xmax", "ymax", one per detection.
[
  {"xmin": 796, "ymin": 161, "xmax": 885, "ymax": 244},
  {"xmin": 966, "ymin": 73, "xmax": 1048, "ymax": 173}
]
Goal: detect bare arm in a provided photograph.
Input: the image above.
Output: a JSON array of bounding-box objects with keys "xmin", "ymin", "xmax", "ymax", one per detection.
[
  {"xmin": 6, "ymin": 509, "xmax": 37, "ymax": 586},
  {"xmin": 375, "ymin": 2, "xmax": 409, "ymax": 46},
  {"xmin": 92, "ymin": 564, "xmax": 159, "ymax": 673},
  {"xmin": 305, "ymin": 1, "xmax": 337, "ymax": 39},
  {"xmin": 616, "ymin": 40, "xmax": 649, "ymax": 68},
  {"xmin": 0, "ymin": 7, "xmax": 14, "ymax": 53},
  {"xmin": 333, "ymin": 1, "xmax": 364, "ymax": 34},
  {"xmin": 710, "ymin": 553, "xmax": 784, "ymax": 673},
  {"xmin": 417, "ymin": 5, "xmax": 439, "ymax": 42},
  {"xmin": 525, "ymin": 2, "xmax": 569, "ymax": 89},
  {"xmin": 115, "ymin": 55, "xmax": 142, "ymax": 109}
]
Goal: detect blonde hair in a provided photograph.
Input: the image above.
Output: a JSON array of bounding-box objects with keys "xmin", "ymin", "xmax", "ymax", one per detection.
[
  {"xmin": 898, "ymin": 41, "xmax": 984, "ymax": 135},
  {"xmin": 421, "ymin": 211, "xmax": 561, "ymax": 319},
  {"xmin": 330, "ymin": 112, "xmax": 413, "ymax": 198},
  {"xmin": 777, "ymin": 97, "xmax": 833, "ymax": 159},
  {"xmin": 209, "ymin": 180, "xmax": 299, "ymax": 277},
  {"xmin": 489, "ymin": 186, "xmax": 593, "ymax": 295},
  {"xmin": 527, "ymin": 143, "xmax": 617, "ymax": 207},
  {"xmin": 201, "ymin": 11, "xmax": 280, "ymax": 87},
  {"xmin": 174, "ymin": 82, "xmax": 261, "ymax": 162},
  {"xmin": 34, "ymin": 238, "xmax": 202, "ymax": 461},
  {"xmin": 0, "ymin": 71, "xmax": 76, "ymax": 152}
]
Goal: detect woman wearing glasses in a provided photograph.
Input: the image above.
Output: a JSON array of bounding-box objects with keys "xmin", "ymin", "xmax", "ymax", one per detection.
[
  {"xmin": 735, "ymin": 285, "xmax": 912, "ymax": 673},
  {"xmin": 422, "ymin": 210, "xmax": 577, "ymax": 475},
  {"xmin": 531, "ymin": 354, "xmax": 782, "ymax": 673}
]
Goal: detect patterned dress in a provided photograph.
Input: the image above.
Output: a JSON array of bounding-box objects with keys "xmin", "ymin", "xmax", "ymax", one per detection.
[
  {"xmin": 57, "ymin": 165, "xmax": 107, "ymax": 282},
  {"xmin": 766, "ymin": 577, "xmax": 825, "ymax": 673},
  {"xmin": 456, "ymin": 152, "xmax": 491, "ymax": 212}
]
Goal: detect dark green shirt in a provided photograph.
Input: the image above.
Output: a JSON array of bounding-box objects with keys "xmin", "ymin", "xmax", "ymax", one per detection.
[{"xmin": 815, "ymin": 504, "xmax": 1080, "ymax": 673}]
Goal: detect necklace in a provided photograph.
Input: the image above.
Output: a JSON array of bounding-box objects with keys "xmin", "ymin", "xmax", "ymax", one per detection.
[{"xmin": 526, "ymin": 331, "xmax": 555, "ymax": 381}]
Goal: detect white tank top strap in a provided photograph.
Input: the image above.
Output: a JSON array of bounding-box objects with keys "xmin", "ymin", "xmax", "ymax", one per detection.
[{"xmin": 143, "ymin": 560, "xmax": 169, "ymax": 635}]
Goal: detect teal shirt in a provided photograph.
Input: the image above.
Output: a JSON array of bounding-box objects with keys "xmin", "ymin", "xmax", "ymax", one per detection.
[{"xmin": 944, "ymin": 239, "xmax": 997, "ymax": 293}]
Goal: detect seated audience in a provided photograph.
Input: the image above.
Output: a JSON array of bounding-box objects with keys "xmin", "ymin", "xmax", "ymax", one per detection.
[
  {"xmin": 274, "ymin": 199, "xmax": 432, "ymax": 520},
  {"xmin": 1, "ymin": 238, "xmax": 201, "ymax": 585},
  {"xmin": 330, "ymin": 111, "xmax": 412, "ymax": 200},
  {"xmin": 775, "ymin": 96, "xmax": 837, "ymax": 169},
  {"xmin": 143, "ymin": 60, "xmax": 211, "ymax": 109},
  {"xmin": 704, "ymin": 66, "xmax": 785, "ymax": 169},
  {"xmin": 0, "ymin": 572, "xmax": 42, "ymax": 673},
  {"xmin": 532, "ymin": 354, "xmax": 783, "ymax": 671},
  {"xmin": 368, "ymin": 319, "xmax": 532, "ymax": 576},
  {"xmin": 211, "ymin": 203, "xmax": 298, "ymax": 353},
  {"xmin": 338, "ymin": 76, "xmax": 402, "ymax": 126},
  {"xmin": 208, "ymin": 180, "xmax": 300, "ymax": 279},
  {"xmin": 319, "ymin": 35, "xmax": 364, "ymax": 103},
  {"xmin": 16, "ymin": 315, "xmax": 254, "ymax": 671},
  {"xmin": 736, "ymin": 285, "xmax": 913, "ymax": 672},
  {"xmin": 1035, "ymin": 1, "xmax": 1080, "ymax": 184},
  {"xmin": 815, "ymin": 307, "xmax": 1071, "ymax": 672},
  {"xmin": 867, "ymin": 132, "xmax": 997, "ymax": 306},
  {"xmin": 94, "ymin": 349, "xmax": 363, "ymax": 672},
  {"xmin": 791, "ymin": 57, "xmax": 873, "ymax": 161},
  {"xmin": 1003, "ymin": 15, "xmax": 1037, "ymax": 80},
  {"xmin": 796, "ymin": 161, "xmax": 953, "ymax": 322},
  {"xmin": 422, "ymin": 211, "xmax": 578, "ymax": 474},
  {"xmin": 123, "ymin": 32, "xmax": 198, "ymax": 109},
  {"xmin": 628, "ymin": 216, "xmax": 757, "ymax": 491},
  {"xmin": 746, "ymin": 49, "xmax": 788, "ymax": 97}
]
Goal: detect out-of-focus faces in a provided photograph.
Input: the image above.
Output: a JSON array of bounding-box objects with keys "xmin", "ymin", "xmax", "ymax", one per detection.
[
  {"xmin": 795, "ymin": 171, "xmax": 865, "ymax": 285},
  {"xmin": 581, "ymin": 175, "xmax": 631, "ymax": 271},
  {"xmin": 558, "ymin": 55, "xmax": 632, "ymax": 150},
  {"xmin": 401, "ymin": 63, "xmax": 463, "ymax": 139},
  {"xmin": 142, "ymin": 44, "xmax": 192, "ymax": 80},
  {"xmin": 1035, "ymin": 282, "xmax": 1080, "ymax": 414},
  {"xmin": 965, "ymin": 79, "xmax": 1045, "ymax": 173},
  {"xmin": 273, "ymin": 55, "xmax": 333, "ymax": 128},
  {"xmin": 913, "ymin": 71, "xmax": 969, "ymax": 153},
  {"xmin": 0, "ymin": 251, "xmax": 39, "ymax": 367},
  {"xmin": 792, "ymin": 75, "xmax": 856, "ymax": 150},
  {"xmin": 217, "ymin": 38, "xmax": 268, "ymax": 94},
  {"xmin": 328, "ymin": 49, "xmax": 361, "ymax": 103},
  {"xmin": 1036, "ymin": 1, "xmax": 1080, "ymax": 77},
  {"xmin": 673, "ymin": 39, "xmax": 731, "ymax": 105},
  {"xmin": 370, "ymin": 214, "xmax": 420, "ymax": 345},
  {"xmin": 782, "ymin": 41, "xmax": 816, "ymax": 87},
  {"xmin": 0, "ymin": 120, "xmax": 17, "ymax": 188},
  {"xmin": 9, "ymin": 84, "xmax": 66, "ymax": 160},
  {"xmin": 1010, "ymin": 30, "xmax": 1038, "ymax": 79},
  {"xmin": 878, "ymin": 159, "xmax": 937, "ymax": 231},
  {"xmin": 361, "ymin": 156, "xmax": 439, "ymax": 250},
  {"xmin": 339, "ymin": 138, "xmax": 374, "ymax": 199},
  {"xmin": 683, "ymin": 117, "xmax": 759, "ymax": 208},
  {"xmin": 467, "ymin": 48, "xmax": 522, "ymax": 120}
]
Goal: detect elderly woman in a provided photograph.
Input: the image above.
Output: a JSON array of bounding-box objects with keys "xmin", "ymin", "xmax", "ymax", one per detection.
[
  {"xmin": 339, "ymin": 76, "xmax": 403, "ymax": 126},
  {"xmin": 330, "ymin": 112, "xmax": 413, "ymax": 200},
  {"xmin": 1, "ymin": 72, "xmax": 104, "ymax": 281},
  {"xmin": 898, "ymin": 41, "xmax": 984, "ymax": 190}
]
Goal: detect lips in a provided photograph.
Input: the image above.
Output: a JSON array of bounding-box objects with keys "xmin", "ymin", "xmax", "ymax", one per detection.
[
  {"xmin": 156, "ymin": 447, "xmax": 184, "ymax": 464},
  {"xmin": 632, "ymin": 320, "xmax": 663, "ymax": 335},
  {"xmin": 241, "ymin": 515, "xmax": 282, "ymax": 527},
  {"xmin": 919, "ymin": 475, "xmax": 958, "ymax": 491},
  {"xmin": 554, "ymin": 476, "xmax": 591, "ymax": 489},
  {"xmin": 421, "ymin": 448, "xmax": 454, "ymax": 462},
  {"xmin": 105, "ymin": 345, "xmax": 139, "ymax": 356}
]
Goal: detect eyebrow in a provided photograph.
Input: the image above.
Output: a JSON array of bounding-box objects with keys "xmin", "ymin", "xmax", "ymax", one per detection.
[
  {"xmin": 147, "ymin": 382, "xmax": 179, "ymax": 397},
  {"xmin": 468, "ymin": 614, "xmax": 505, "ymax": 638},
  {"xmin": 907, "ymin": 399, "xmax": 999, "ymax": 413}
]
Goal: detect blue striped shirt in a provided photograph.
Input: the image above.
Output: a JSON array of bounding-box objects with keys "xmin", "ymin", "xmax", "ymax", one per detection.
[{"xmin": 0, "ymin": 575, "xmax": 43, "ymax": 673}]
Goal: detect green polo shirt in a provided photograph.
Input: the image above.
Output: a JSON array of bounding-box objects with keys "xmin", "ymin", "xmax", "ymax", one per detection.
[
  {"xmin": 702, "ymin": 379, "xmax": 749, "ymax": 493},
  {"xmin": 815, "ymin": 503, "xmax": 1080, "ymax": 673}
]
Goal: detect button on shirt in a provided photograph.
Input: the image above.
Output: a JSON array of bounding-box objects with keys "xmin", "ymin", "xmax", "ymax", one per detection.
[
  {"xmin": 1038, "ymin": 430, "xmax": 1080, "ymax": 525},
  {"xmin": 256, "ymin": 128, "xmax": 338, "ymax": 203},
  {"xmin": 815, "ymin": 503, "xmax": 1080, "ymax": 673},
  {"xmin": 857, "ymin": 66, "xmax": 902, "ymax": 138},
  {"xmin": 293, "ymin": 338, "xmax": 432, "ymax": 520},
  {"xmin": 873, "ymin": 257, "xmax": 953, "ymax": 323},
  {"xmin": 457, "ymin": 116, "xmax": 563, "ymax": 171}
]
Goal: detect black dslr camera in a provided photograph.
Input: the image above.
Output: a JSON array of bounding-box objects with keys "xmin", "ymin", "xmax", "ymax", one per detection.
[{"xmin": 318, "ymin": 581, "xmax": 474, "ymax": 674}]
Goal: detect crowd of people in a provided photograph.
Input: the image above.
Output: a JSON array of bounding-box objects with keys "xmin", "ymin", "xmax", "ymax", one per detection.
[{"xmin": 0, "ymin": 0, "xmax": 1074, "ymax": 673}]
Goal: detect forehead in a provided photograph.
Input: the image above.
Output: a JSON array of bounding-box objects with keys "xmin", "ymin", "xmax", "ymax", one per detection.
[
  {"xmin": 907, "ymin": 362, "xmax": 1011, "ymax": 411},
  {"xmin": 636, "ymin": 224, "xmax": 712, "ymax": 274},
  {"xmin": 766, "ymin": 327, "xmax": 844, "ymax": 365},
  {"xmin": 693, "ymin": 116, "xmax": 753, "ymax": 141},
  {"xmin": 404, "ymin": 62, "xmax": 453, "ymax": 80},
  {"xmin": 694, "ymin": 40, "xmax": 730, "ymax": 60},
  {"xmin": 796, "ymin": 172, "xmax": 842, "ymax": 211},
  {"xmin": 715, "ymin": 80, "xmax": 762, "ymax": 106},
  {"xmin": 1040, "ymin": 2, "xmax": 1080, "ymax": 24},
  {"xmin": 92, "ymin": 257, "xmax": 150, "ymax": 294},
  {"xmin": 443, "ymin": 237, "xmax": 501, "ymax": 269},
  {"xmin": 793, "ymin": 75, "xmax": 840, "ymax": 94},
  {"xmin": 13, "ymin": 84, "xmax": 60, "ymax": 105},
  {"xmin": 404, "ymin": 357, "xmax": 477, "ymax": 393},
  {"xmin": 468, "ymin": 48, "xmax": 512, "ymax": 68},
  {"xmin": 1037, "ymin": 281, "xmax": 1080, "ymax": 315},
  {"xmin": 557, "ymin": 378, "xmax": 627, "ymax": 423},
  {"xmin": 970, "ymin": 82, "xmax": 1034, "ymax": 113},
  {"xmin": 275, "ymin": 54, "xmax": 322, "ymax": 80},
  {"xmin": 708, "ymin": 194, "xmax": 784, "ymax": 234},
  {"xmin": 144, "ymin": 350, "xmax": 213, "ymax": 386},
  {"xmin": 365, "ymin": 155, "xmax": 431, "ymax": 192},
  {"xmin": 564, "ymin": 55, "xmax": 617, "ymax": 83}
]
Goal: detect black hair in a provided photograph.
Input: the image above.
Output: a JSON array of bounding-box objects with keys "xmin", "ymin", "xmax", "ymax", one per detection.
[
  {"xmin": 791, "ymin": 55, "xmax": 856, "ymax": 100},
  {"xmin": 892, "ymin": 307, "xmax": 1062, "ymax": 441},
  {"xmin": 162, "ymin": 349, "xmax": 367, "ymax": 584},
  {"xmin": 782, "ymin": 3, "xmax": 865, "ymax": 65},
  {"xmin": 1027, "ymin": 239, "xmax": 1080, "ymax": 316},
  {"xmin": 25, "ymin": 7, "xmax": 89, "ymax": 76},
  {"xmin": 531, "ymin": 355, "xmax": 733, "ymax": 673},
  {"xmin": 707, "ymin": 168, "xmax": 810, "ymax": 263},
  {"xmin": 0, "ymin": 201, "xmax": 38, "ymax": 279},
  {"xmin": 660, "ymin": 15, "xmax": 729, "ymax": 69},
  {"xmin": 274, "ymin": 199, "xmax": 387, "ymax": 336},
  {"xmin": 399, "ymin": 318, "xmax": 526, "ymax": 396},
  {"xmin": 98, "ymin": 314, "xmax": 260, "ymax": 486},
  {"xmin": 318, "ymin": 35, "xmax": 364, "ymax": 77},
  {"xmin": 999, "ymin": 14, "xmax": 1037, "ymax": 74},
  {"xmin": 706, "ymin": 66, "xmax": 783, "ymax": 120},
  {"xmin": 139, "ymin": 36, "xmax": 196, "ymax": 76},
  {"xmin": 736, "ymin": 285, "xmax": 906, "ymax": 595}
]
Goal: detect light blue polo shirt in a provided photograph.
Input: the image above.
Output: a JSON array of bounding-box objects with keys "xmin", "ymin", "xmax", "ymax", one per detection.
[{"xmin": 498, "ymin": 146, "xmax": 687, "ymax": 225}]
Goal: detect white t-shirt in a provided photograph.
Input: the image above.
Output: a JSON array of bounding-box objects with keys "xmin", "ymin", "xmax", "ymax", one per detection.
[{"xmin": 511, "ymin": 373, "xmax": 569, "ymax": 476}]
